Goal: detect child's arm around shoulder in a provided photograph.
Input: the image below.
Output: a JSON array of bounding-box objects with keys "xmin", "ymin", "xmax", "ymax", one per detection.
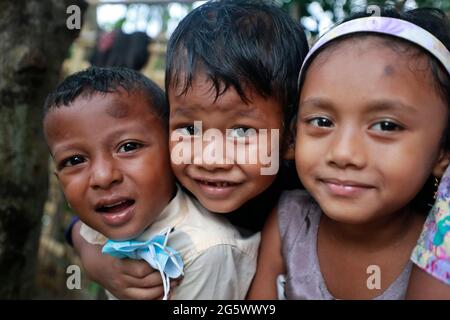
[
  {"xmin": 247, "ymin": 207, "xmax": 285, "ymax": 300},
  {"xmin": 71, "ymin": 220, "xmax": 173, "ymax": 299}
]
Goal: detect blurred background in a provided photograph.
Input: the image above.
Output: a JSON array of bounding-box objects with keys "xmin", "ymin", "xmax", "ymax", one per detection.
[{"xmin": 0, "ymin": 0, "xmax": 448, "ymax": 299}]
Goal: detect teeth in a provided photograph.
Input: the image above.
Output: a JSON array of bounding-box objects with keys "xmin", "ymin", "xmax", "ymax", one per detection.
[
  {"xmin": 103, "ymin": 200, "xmax": 125, "ymax": 208},
  {"xmin": 202, "ymin": 181, "xmax": 234, "ymax": 187}
]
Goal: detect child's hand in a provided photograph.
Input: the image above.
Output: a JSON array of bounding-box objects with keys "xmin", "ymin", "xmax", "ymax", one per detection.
[
  {"xmin": 98, "ymin": 258, "xmax": 180, "ymax": 300},
  {"xmin": 71, "ymin": 220, "xmax": 180, "ymax": 299}
]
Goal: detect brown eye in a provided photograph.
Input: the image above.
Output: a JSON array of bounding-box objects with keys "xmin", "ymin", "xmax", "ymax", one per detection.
[
  {"xmin": 371, "ymin": 121, "xmax": 403, "ymax": 132},
  {"xmin": 118, "ymin": 142, "xmax": 142, "ymax": 153},
  {"xmin": 309, "ymin": 117, "xmax": 333, "ymax": 128},
  {"xmin": 61, "ymin": 155, "xmax": 85, "ymax": 168}
]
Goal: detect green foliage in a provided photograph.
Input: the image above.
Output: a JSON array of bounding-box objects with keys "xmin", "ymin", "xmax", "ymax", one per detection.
[{"xmin": 282, "ymin": 0, "xmax": 449, "ymax": 35}]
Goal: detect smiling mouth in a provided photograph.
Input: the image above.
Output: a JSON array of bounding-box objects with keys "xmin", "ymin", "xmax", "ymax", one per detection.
[
  {"xmin": 195, "ymin": 179, "xmax": 240, "ymax": 188},
  {"xmin": 320, "ymin": 178, "xmax": 374, "ymax": 197},
  {"xmin": 95, "ymin": 199, "xmax": 135, "ymax": 213},
  {"xmin": 192, "ymin": 178, "xmax": 243, "ymax": 199}
]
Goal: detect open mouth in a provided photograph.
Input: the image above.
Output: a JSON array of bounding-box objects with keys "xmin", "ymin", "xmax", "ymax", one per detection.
[
  {"xmin": 95, "ymin": 199, "xmax": 135, "ymax": 213},
  {"xmin": 195, "ymin": 180, "xmax": 240, "ymax": 188}
]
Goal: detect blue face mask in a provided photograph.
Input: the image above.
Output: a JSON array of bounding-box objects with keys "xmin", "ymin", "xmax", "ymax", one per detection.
[{"xmin": 102, "ymin": 227, "xmax": 184, "ymax": 300}]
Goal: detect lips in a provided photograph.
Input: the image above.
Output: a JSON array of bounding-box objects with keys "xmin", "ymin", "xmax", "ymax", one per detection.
[
  {"xmin": 95, "ymin": 198, "xmax": 136, "ymax": 226},
  {"xmin": 196, "ymin": 180, "xmax": 239, "ymax": 188},
  {"xmin": 320, "ymin": 178, "xmax": 375, "ymax": 197},
  {"xmin": 193, "ymin": 178, "xmax": 242, "ymax": 199}
]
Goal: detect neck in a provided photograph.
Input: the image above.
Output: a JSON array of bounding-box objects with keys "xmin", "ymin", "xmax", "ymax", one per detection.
[{"xmin": 321, "ymin": 206, "xmax": 422, "ymax": 250}]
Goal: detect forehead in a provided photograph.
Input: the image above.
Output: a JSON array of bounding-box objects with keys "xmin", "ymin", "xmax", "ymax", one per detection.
[
  {"xmin": 47, "ymin": 90, "xmax": 155, "ymax": 120},
  {"xmin": 309, "ymin": 35, "xmax": 431, "ymax": 77},
  {"xmin": 169, "ymin": 73, "xmax": 281, "ymax": 120},
  {"xmin": 44, "ymin": 91, "xmax": 162, "ymax": 142},
  {"xmin": 304, "ymin": 36, "xmax": 436, "ymax": 95}
]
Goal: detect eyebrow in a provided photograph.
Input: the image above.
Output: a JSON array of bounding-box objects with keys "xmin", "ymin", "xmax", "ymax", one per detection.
[{"xmin": 300, "ymin": 97, "xmax": 418, "ymax": 114}]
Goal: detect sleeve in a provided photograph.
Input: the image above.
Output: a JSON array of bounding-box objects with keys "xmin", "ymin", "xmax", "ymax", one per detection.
[
  {"xmin": 65, "ymin": 216, "xmax": 80, "ymax": 247},
  {"xmin": 411, "ymin": 165, "xmax": 450, "ymax": 285},
  {"xmin": 171, "ymin": 244, "xmax": 257, "ymax": 300},
  {"xmin": 79, "ymin": 221, "xmax": 108, "ymax": 245}
]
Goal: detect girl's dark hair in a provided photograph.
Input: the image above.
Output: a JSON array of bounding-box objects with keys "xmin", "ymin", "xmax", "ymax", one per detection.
[
  {"xmin": 165, "ymin": 0, "xmax": 309, "ymax": 127},
  {"xmin": 301, "ymin": 7, "xmax": 450, "ymax": 212}
]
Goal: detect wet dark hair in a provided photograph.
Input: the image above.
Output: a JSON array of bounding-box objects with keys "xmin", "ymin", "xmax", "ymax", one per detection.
[
  {"xmin": 44, "ymin": 66, "xmax": 168, "ymax": 123},
  {"xmin": 165, "ymin": 0, "xmax": 309, "ymax": 127},
  {"xmin": 166, "ymin": 0, "xmax": 307, "ymax": 231},
  {"xmin": 300, "ymin": 7, "xmax": 450, "ymax": 212}
]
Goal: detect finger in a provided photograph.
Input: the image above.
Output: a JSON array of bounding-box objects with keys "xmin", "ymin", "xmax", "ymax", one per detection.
[
  {"xmin": 121, "ymin": 272, "xmax": 165, "ymax": 288},
  {"xmin": 121, "ymin": 286, "xmax": 165, "ymax": 300},
  {"xmin": 170, "ymin": 279, "xmax": 180, "ymax": 288},
  {"xmin": 117, "ymin": 259, "xmax": 155, "ymax": 278}
]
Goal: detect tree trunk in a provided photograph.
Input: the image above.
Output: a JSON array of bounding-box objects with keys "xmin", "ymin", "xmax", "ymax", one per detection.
[{"xmin": 0, "ymin": 0, "xmax": 86, "ymax": 299}]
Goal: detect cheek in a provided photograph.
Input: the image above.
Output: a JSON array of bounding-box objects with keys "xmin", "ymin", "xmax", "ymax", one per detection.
[
  {"xmin": 170, "ymin": 160, "xmax": 187, "ymax": 182},
  {"xmin": 59, "ymin": 175, "xmax": 86, "ymax": 205},
  {"xmin": 169, "ymin": 139, "xmax": 190, "ymax": 175},
  {"xmin": 294, "ymin": 136, "xmax": 317, "ymax": 174},
  {"xmin": 377, "ymin": 145, "xmax": 435, "ymax": 193},
  {"xmin": 240, "ymin": 163, "xmax": 277, "ymax": 189}
]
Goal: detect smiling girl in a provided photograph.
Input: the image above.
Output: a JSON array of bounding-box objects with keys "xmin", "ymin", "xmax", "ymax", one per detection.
[{"xmin": 249, "ymin": 8, "xmax": 450, "ymax": 299}]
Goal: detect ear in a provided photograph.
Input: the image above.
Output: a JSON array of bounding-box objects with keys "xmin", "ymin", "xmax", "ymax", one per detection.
[{"xmin": 432, "ymin": 150, "xmax": 450, "ymax": 178}]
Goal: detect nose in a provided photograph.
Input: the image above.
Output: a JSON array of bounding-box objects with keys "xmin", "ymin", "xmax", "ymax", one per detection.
[
  {"xmin": 325, "ymin": 126, "xmax": 367, "ymax": 170},
  {"xmin": 89, "ymin": 154, "xmax": 123, "ymax": 189},
  {"xmin": 192, "ymin": 133, "xmax": 234, "ymax": 171}
]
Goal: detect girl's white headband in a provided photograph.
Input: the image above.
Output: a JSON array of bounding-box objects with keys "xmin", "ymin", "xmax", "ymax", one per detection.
[{"xmin": 298, "ymin": 16, "xmax": 450, "ymax": 85}]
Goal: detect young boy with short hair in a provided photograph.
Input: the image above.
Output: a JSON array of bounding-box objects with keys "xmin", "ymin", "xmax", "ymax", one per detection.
[{"xmin": 43, "ymin": 66, "xmax": 259, "ymax": 299}]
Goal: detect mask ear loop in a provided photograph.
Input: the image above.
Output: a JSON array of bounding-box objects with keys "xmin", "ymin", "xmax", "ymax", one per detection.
[
  {"xmin": 153, "ymin": 227, "xmax": 184, "ymax": 275},
  {"xmin": 141, "ymin": 244, "xmax": 170, "ymax": 300},
  {"xmin": 143, "ymin": 227, "xmax": 184, "ymax": 300}
]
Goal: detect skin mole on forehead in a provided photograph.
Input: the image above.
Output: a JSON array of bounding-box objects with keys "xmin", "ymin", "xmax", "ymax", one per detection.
[
  {"xmin": 384, "ymin": 65, "xmax": 395, "ymax": 76},
  {"xmin": 106, "ymin": 102, "xmax": 130, "ymax": 118}
]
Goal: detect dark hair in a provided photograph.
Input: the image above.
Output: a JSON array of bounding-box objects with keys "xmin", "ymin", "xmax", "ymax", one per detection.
[
  {"xmin": 90, "ymin": 31, "xmax": 151, "ymax": 70},
  {"xmin": 165, "ymin": 0, "xmax": 309, "ymax": 127},
  {"xmin": 44, "ymin": 66, "xmax": 168, "ymax": 122},
  {"xmin": 300, "ymin": 7, "xmax": 450, "ymax": 212}
]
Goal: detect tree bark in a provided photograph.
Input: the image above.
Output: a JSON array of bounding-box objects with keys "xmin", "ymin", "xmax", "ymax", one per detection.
[{"xmin": 0, "ymin": 0, "xmax": 86, "ymax": 298}]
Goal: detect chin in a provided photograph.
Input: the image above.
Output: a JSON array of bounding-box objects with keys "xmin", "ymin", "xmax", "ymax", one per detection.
[
  {"xmin": 108, "ymin": 227, "xmax": 146, "ymax": 241},
  {"xmin": 201, "ymin": 200, "xmax": 241, "ymax": 214},
  {"xmin": 322, "ymin": 208, "xmax": 374, "ymax": 225}
]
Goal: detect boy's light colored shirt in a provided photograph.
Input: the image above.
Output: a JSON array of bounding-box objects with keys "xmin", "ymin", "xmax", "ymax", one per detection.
[{"xmin": 80, "ymin": 186, "xmax": 260, "ymax": 299}]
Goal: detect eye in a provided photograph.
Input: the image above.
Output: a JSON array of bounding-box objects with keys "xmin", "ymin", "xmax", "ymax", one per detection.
[
  {"xmin": 308, "ymin": 117, "xmax": 334, "ymax": 128},
  {"xmin": 60, "ymin": 155, "xmax": 85, "ymax": 169},
  {"xmin": 370, "ymin": 120, "xmax": 404, "ymax": 132},
  {"xmin": 118, "ymin": 142, "xmax": 143, "ymax": 153},
  {"xmin": 176, "ymin": 125, "xmax": 200, "ymax": 136},
  {"xmin": 227, "ymin": 127, "xmax": 257, "ymax": 139}
]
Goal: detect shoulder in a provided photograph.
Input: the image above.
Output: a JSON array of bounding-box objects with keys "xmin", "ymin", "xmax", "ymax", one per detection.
[
  {"xmin": 173, "ymin": 192, "xmax": 261, "ymax": 263},
  {"xmin": 277, "ymin": 189, "xmax": 319, "ymax": 236},
  {"xmin": 172, "ymin": 244, "xmax": 257, "ymax": 299},
  {"xmin": 278, "ymin": 189, "xmax": 316, "ymax": 212}
]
